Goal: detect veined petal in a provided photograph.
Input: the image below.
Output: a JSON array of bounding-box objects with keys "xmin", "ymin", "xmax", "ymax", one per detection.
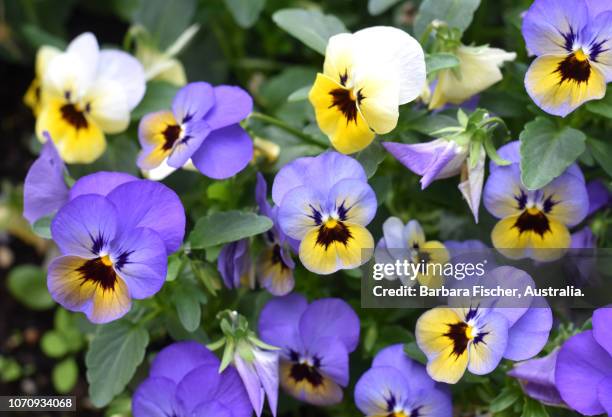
[
  {"xmin": 85, "ymin": 78, "xmax": 130, "ymax": 134},
  {"xmin": 167, "ymin": 120, "xmax": 211, "ymax": 169},
  {"xmin": 323, "ymin": 33, "xmax": 355, "ymax": 85},
  {"xmin": 309, "ymin": 73, "xmax": 375, "ymax": 154},
  {"xmin": 582, "ymin": 11, "xmax": 612, "ymax": 82},
  {"xmin": 36, "ymin": 96, "xmax": 106, "ymax": 164},
  {"xmin": 354, "ymin": 366, "xmax": 411, "ymax": 416},
  {"xmin": 522, "ymin": 0, "xmax": 588, "ymax": 56},
  {"xmin": 191, "ymin": 124, "xmax": 253, "ymax": 179},
  {"xmin": 404, "ymin": 220, "xmax": 426, "ymax": 248},
  {"xmin": 47, "ymin": 255, "xmax": 97, "ymax": 312},
  {"xmin": 50, "ymin": 194, "xmax": 118, "ymax": 258},
  {"xmin": 327, "ymin": 179, "xmax": 377, "ymax": 226},
  {"xmin": 204, "ymin": 85, "xmax": 253, "ymax": 130},
  {"xmin": 150, "ymin": 341, "xmax": 219, "ymax": 384},
  {"xmin": 467, "ymin": 312, "xmax": 508, "ymax": 375},
  {"xmin": 541, "ymin": 171, "xmax": 589, "ymax": 226},
  {"xmin": 258, "ymin": 293, "xmax": 308, "ymax": 356},
  {"xmin": 69, "ymin": 171, "xmax": 137, "ymax": 200},
  {"xmin": 299, "ymin": 298, "xmax": 360, "ymax": 353},
  {"xmin": 483, "ymin": 164, "xmax": 525, "ymax": 219},
  {"xmin": 352, "ymin": 26, "xmax": 426, "ymax": 105},
  {"xmin": 137, "ymin": 110, "xmax": 178, "ymax": 170},
  {"xmin": 279, "ymin": 359, "xmax": 343, "ymax": 406},
  {"xmin": 277, "ymin": 185, "xmax": 325, "ymax": 240},
  {"xmin": 354, "ymin": 69, "xmax": 400, "ymax": 134},
  {"xmin": 299, "ymin": 221, "xmax": 374, "ymax": 275},
  {"xmin": 172, "ymin": 82, "xmax": 215, "ymax": 123},
  {"xmin": 23, "ymin": 138, "xmax": 69, "ymax": 224},
  {"xmin": 257, "ymin": 246, "xmax": 295, "ymax": 296},
  {"xmin": 525, "ymin": 54, "xmax": 606, "ymax": 117},
  {"xmin": 110, "ymin": 227, "xmax": 167, "ymax": 299},
  {"xmin": 429, "ymin": 45, "xmax": 515, "ymax": 110},
  {"xmin": 96, "ymin": 50, "xmax": 146, "ymax": 110},
  {"xmin": 132, "ymin": 377, "xmax": 178, "ymax": 417}
]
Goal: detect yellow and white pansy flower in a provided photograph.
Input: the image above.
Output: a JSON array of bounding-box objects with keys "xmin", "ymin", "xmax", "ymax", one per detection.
[
  {"xmin": 309, "ymin": 26, "xmax": 426, "ymax": 154},
  {"xmin": 35, "ymin": 33, "xmax": 145, "ymax": 163},
  {"xmin": 427, "ymin": 45, "xmax": 516, "ymax": 110},
  {"xmin": 24, "ymin": 45, "xmax": 60, "ymax": 116}
]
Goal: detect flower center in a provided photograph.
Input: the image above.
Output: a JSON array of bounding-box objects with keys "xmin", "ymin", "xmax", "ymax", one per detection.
[
  {"xmin": 513, "ymin": 208, "xmax": 551, "ymax": 236},
  {"xmin": 100, "ymin": 255, "xmax": 113, "ymax": 267},
  {"xmin": 60, "ymin": 103, "xmax": 89, "ymax": 130},
  {"xmin": 574, "ymin": 49, "xmax": 588, "ymax": 62},
  {"xmin": 444, "ymin": 321, "xmax": 476, "ymax": 358},
  {"xmin": 162, "ymin": 124, "xmax": 183, "ymax": 151},
  {"xmin": 316, "ymin": 219, "xmax": 352, "ymax": 249},
  {"xmin": 76, "ymin": 256, "xmax": 118, "ymax": 291},
  {"xmin": 329, "ymin": 87, "xmax": 364, "ymax": 125},
  {"xmin": 556, "ymin": 50, "xmax": 591, "ymax": 84},
  {"xmin": 288, "ymin": 352, "xmax": 324, "ymax": 387}
]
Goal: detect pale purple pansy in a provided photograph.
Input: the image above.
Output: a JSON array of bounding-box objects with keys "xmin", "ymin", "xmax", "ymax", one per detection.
[
  {"xmin": 233, "ymin": 342, "xmax": 279, "ymax": 417},
  {"xmin": 508, "ymin": 349, "xmax": 565, "ymax": 407},
  {"xmin": 258, "ymin": 293, "xmax": 360, "ymax": 406},
  {"xmin": 556, "ymin": 307, "xmax": 612, "ymax": 415},
  {"xmin": 132, "ymin": 341, "xmax": 252, "ymax": 417},
  {"xmin": 218, "ymin": 239, "xmax": 254, "ymax": 290},
  {"xmin": 137, "ymin": 82, "xmax": 254, "ymax": 180},
  {"xmin": 355, "ymin": 344, "xmax": 452, "ymax": 417}
]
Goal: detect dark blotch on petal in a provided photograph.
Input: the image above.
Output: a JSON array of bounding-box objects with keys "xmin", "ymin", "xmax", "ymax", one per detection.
[
  {"xmin": 162, "ymin": 124, "xmax": 182, "ymax": 151},
  {"xmin": 328, "ymin": 88, "xmax": 365, "ymax": 126},
  {"xmin": 271, "ymin": 244, "xmax": 289, "ymax": 271},
  {"xmin": 60, "ymin": 104, "xmax": 88, "ymax": 130},
  {"xmin": 76, "ymin": 257, "xmax": 117, "ymax": 291},
  {"xmin": 513, "ymin": 210, "xmax": 551, "ymax": 236},
  {"xmin": 316, "ymin": 221, "xmax": 352, "ymax": 249},
  {"xmin": 289, "ymin": 362, "xmax": 324, "ymax": 387},
  {"xmin": 444, "ymin": 322, "xmax": 470, "ymax": 358},
  {"xmin": 555, "ymin": 53, "xmax": 591, "ymax": 84}
]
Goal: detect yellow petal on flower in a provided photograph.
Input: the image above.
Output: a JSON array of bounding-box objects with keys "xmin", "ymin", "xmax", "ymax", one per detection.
[
  {"xmin": 299, "ymin": 221, "xmax": 374, "ymax": 275},
  {"xmin": 24, "ymin": 46, "xmax": 61, "ymax": 116},
  {"xmin": 528, "ymin": 217, "xmax": 570, "ymax": 262},
  {"xmin": 280, "ymin": 360, "xmax": 343, "ymax": 406},
  {"xmin": 429, "ymin": 45, "xmax": 516, "ymax": 110},
  {"xmin": 36, "ymin": 96, "xmax": 106, "ymax": 164},
  {"xmin": 426, "ymin": 343, "xmax": 469, "ymax": 384},
  {"xmin": 491, "ymin": 215, "xmax": 531, "ymax": 260},
  {"xmin": 525, "ymin": 54, "xmax": 606, "ymax": 117},
  {"xmin": 24, "ymin": 78, "xmax": 43, "ymax": 116},
  {"xmin": 48, "ymin": 256, "xmax": 98, "ymax": 310},
  {"xmin": 309, "ymin": 73, "xmax": 375, "ymax": 154},
  {"xmin": 417, "ymin": 240, "xmax": 449, "ymax": 288},
  {"xmin": 89, "ymin": 276, "xmax": 131, "ymax": 324},
  {"xmin": 355, "ymin": 69, "xmax": 400, "ymax": 135}
]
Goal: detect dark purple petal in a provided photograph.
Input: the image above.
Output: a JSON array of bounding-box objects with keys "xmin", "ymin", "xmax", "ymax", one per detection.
[
  {"xmin": 172, "ymin": 82, "xmax": 215, "ymax": 123},
  {"xmin": 587, "ymin": 180, "xmax": 611, "ymax": 216},
  {"xmin": 258, "ymin": 293, "xmax": 308, "ymax": 356},
  {"xmin": 556, "ymin": 330, "xmax": 612, "ymax": 415},
  {"xmin": 23, "ymin": 139, "xmax": 69, "ymax": 224},
  {"xmin": 217, "ymin": 239, "xmax": 251, "ymax": 289},
  {"xmin": 308, "ymin": 338, "xmax": 349, "ymax": 386},
  {"xmin": 593, "ymin": 307, "xmax": 612, "ymax": 356},
  {"xmin": 192, "ymin": 401, "xmax": 232, "ymax": 417},
  {"xmin": 110, "ymin": 227, "xmax": 167, "ymax": 299},
  {"xmin": 106, "ymin": 180, "xmax": 185, "ymax": 254},
  {"xmin": 132, "ymin": 376, "xmax": 177, "ymax": 417},
  {"xmin": 508, "ymin": 349, "xmax": 564, "ymax": 407},
  {"xmin": 191, "ymin": 124, "xmax": 253, "ymax": 179},
  {"xmin": 571, "ymin": 226, "xmax": 596, "ymax": 249},
  {"xmin": 204, "ymin": 85, "xmax": 253, "ymax": 130},
  {"xmin": 298, "ymin": 298, "xmax": 360, "ymax": 353},
  {"xmin": 599, "ymin": 376, "xmax": 612, "ymax": 415},
  {"xmin": 256, "ymin": 173, "xmax": 274, "ymax": 219},
  {"xmin": 50, "ymin": 194, "xmax": 118, "ymax": 258},
  {"xmin": 150, "ymin": 341, "xmax": 219, "ymax": 385},
  {"xmin": 69, "ymin": 171, "xmax": 138, "ymax": 200}
]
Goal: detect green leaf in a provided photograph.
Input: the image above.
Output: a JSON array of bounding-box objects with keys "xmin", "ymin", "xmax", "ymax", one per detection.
[
  {"xmin": 414, "ymin": 0, "xmax": 481, "ymax": 38},
  {"xmin": 426, "ymin": 53, "xmax": 460, "ymax": 75},
  {"xmin": 52, "ymin": 357, "xmax": 78, "ymax": 394},
  {"xmin": 20, "ymin": 24, "xmax": 67, "ymax": 49},
  {"xmin": 519, "ymin": 118, "xmax": 586, "ymax": 189},
  {"xmin": 355, "ymin": 142, "xmax": 386, "ymax": 178},
  {"xmin": 86, "ymin": 321, "xmax": 150, "ymax": 407},
  {"xmin": 490, "ymin": 387, "xmax": 521, "ymax": 413},
  {"xmin": 172, "ymin": 284, "xmax": 202, "ymax": 332},
  {"xmin": 404, "ymin": 342, "xmax": 427, "ymax": 364},
  {"xmin": 189, "ymin": 211, "xmax": 273, "ymax": 249},
  {"xmin": 131, "ymin": 81, "xmax": 180, "ymax": 120},
  {"xmin": 521, "ymin": 397, "xmax": 550, "ymax": 417},
  {"xmin": 7, "ymin": 265, "xmax": 54, "ymax": 310},
  {"xmin": 272, "ymin": 8, "xmax": 347, "ymax": 55},
  {"xmin": 588, "ymin": 137, "xmax": 612, "ymax": 177},
  {"xmin": 32, "ymin": 215, "xmax": 53, "ymax": 239},
  {"xmin": 368, "ymin": 0, "xmax": 402, "ymax": 15},
  {"xmin": 132, "ymin": 0, "xmax": 197, "ymax": 49},
  {"xmin": 585, "ymin": 86, "xmax": 612, "ymax": 119},
  {"xmin": 287, "ymin": 85, "xmax": 312, "ymax": 102},
  {"xmin": 41, "ymin": 331, "xmax": 69, "ymax": 358},
  {"xmin": 223, "ymin": 0, "xmax": 266, "ymax": 28}
]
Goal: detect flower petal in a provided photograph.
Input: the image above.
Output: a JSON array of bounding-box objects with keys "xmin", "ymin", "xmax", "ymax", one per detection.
[
  {"xmin": 541, "ymin": 170, "xmax": 589, "ymax": 226},
  {"xmin": 150, "ymin": 341, "xmax": 219, "ymax": 384},
  {"xmin": 258, "ymin": 293, "xmax": 309, "ymax": 355},
  {"xmin": 172, "ymin": 82, "xmax": 215, "ymax": 123},
  {"xmin": 508, "ymin": 349, "xmax": 564, "ymax": 407},
  {"xmin": 593, "ymin": 307, "xmax": 612, "ymax": 356},
  {"xmin": 467, "ymin": 311, "xmax": 508, "ymax": 375},
  {"xmin": 69, "ymin": 171, "xmax": 137, "ymax": 200},
  {"xmin": 299, "ymin": 298, "xmax": 360, "ymax": 353},
  {"xmin": 582, "ymin": 11, "xmax": 612, "ymax": 82},
  {"xmin": 504, "ymin": 300, "xmax": 552, "ymax": 361},
  {"xmin": 279, "ymin": 359, "xmax": 343, "ymax": 406},
  {"xmin": 271, "ymin": 156, "xmax": 314, "ymax": 205},
  {"xmin": 191, "ymin": 124, "xmax": 253, "ymax": 179},
  {"xmin": 483, "ymin": 164, "xmax": 525, "ymax": 219},
  {"xmin": 204, "ymin": 85, "xmax": 253, "ymax": 130},
  {"xmin": 327, "ymin": 178, "xmax": 377, "ymax": 226},
  {"xmin": 132, "ymin": 377, "xmax": 178, "ymax": 417},
  {"xmin": 85, "ymin": 78, "xmax": 130, "ymax": 133},
  {"xmin": 167, "ymin": 120, "xmax": 211, "ymax": 169},
  {"xmin": 354, "ymin": 366, "xmax": 410, "ymax": 416},
  {"xmin": 372, "ymin": 344, "xmax": 435, "ymax": 392},
  {"xmin": 96, "ymin": 50, "xmax": 145, "ymax": 110}
]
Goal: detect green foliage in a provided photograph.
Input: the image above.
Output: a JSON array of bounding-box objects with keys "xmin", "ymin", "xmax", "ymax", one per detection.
[
  {"xmin": 223, "ymin": 0, "xmax": 266, "ymax": 28},
  {"xmin": 52, "ymin": 357, "xmax": 78, "ymax": 393},
  {"xmin": 519, "ymin": 118, "xmax": 586, "ymax": 189},
  {"xmin": 426, "ymin": 53, "xmax": 460, "ymax": 75},
  {"xmin": 7, "ymin": 265, "xmax": 54, "ymax": 310},
  {"xmin": 86, "ymin": 321, "xmax": 150, "ymax": 407},
  {"xmin": 189, "ymin": 210, "xmax": 273, "ymax": 249},
  {"xmin": 367, "ymin": 0, "xmax": 402, "ymax": 15},
  {"xmin": 414, "ymin": 0, "xmax": 482, "ymax": 38},
  {"xmin": 131, "ymin": 81, "xmax": 180, "ymax": 120},
  {"xmin": 272, "ymin": 8, "xmax": 347, "ymax": 55}
]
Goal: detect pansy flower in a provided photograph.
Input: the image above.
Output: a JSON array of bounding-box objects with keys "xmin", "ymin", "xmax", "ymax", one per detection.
[
  {"xmin": 483, "ymin": 143, "xmax": 588, "ymax": 261},
  {"xmin": 508, "ymin": 349, "xmax": 565, "ymax": 407},
  {"xmin": 416, "ymin": 266, "xmax": 552, "ymax": 384},
  {"xmin": 23, "ymin": 135, "xmax": 69, "ymax": 225},
  {"xmin": 556, "ymin": 307, "xmax": 612, "ymax": 415},
  {"xmin": 522, "ymin": 0, "xmax": 612, "ymax": 117},
  {"xmin": 47, "ymin": 172, "xmax": 185, "ymax": 323},
  {"xmin": 375, "ymin": 217, "xmax": 449, "ymax": 287},
  {"xmin": 273, "ymin": 151, "xmax": 377, "ymax": 275},
  {"xmin": 35, "ymin": 33, "xmax": 145, "ymax": 163},
  {"xmin": 218, "ymin": 239, "xmax": 254, "ymax": 290},
  {"xmin": 133, "ymin": 341, "xmax": 252, "ymax": 417},
  {"xmin": 258, "ymin": 293, "xmax": 360, "ymax": 405},
  {"xmin": 24, "ymin": 46, "xmax": 60, "ymax": 116},
  {"xmin": 428, "ymin": 45, "xmax": 516, "ymax": 110},
  {"xmin": 255, "ymin": 173, "xmax": 296, "ymax": 296},
  {"xmin": 354, "ymin": 344, "xmax": 452, "ymax": 417},
  {"xmin": 309, "ymin": 26, "xmax": 426, "ymax": 154},
  {"xmin": 137, "ymin": 81, "xmax": 254, "ymax": 180}
]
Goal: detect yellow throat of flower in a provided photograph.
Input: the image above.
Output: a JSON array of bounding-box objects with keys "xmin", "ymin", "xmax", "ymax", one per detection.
[
  {"xmin": 465, "ymin": 324, "xmax": 476, "ymax": 340},
  {"xmin": 324, "ymin": 218, "xmax": 339, "ymax": 229},
  {"xmin": 100, "ymin": 255, "xmax": 113, "ymax": 267},
  {"xmin": 574, "ymin": 49, "xmax": 588, "ymax": 62}
]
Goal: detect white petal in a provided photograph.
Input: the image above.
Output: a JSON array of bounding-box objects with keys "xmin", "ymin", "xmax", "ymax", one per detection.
[
  {"xmin": 85, "ymin": 79, "xmax": 130, "ymax": 133},
  {"xmin": 323, "ymin": 33, "xmax": 356, "ymax": 84},
  {"xmin": 142, "ymin": 158, "xmax": 179, "ymax": 181},
  {"xmin": 458, "ymin": 145, "xmax": 486, "ymax": 223},
  {"xmin": 65, "ymin": 32, "xmax": 99, "ymax": 90},
  {"xmin": 352, "ymin": 26, "xmax": 426, "ymax": 104},
  {"xmin": 97, "ymin": 50, "xmax": 146, "ymax": 110},
  {"xmin": 44, "ymin": 53, "xmax": 94, "ymax": 101},
  {"xmin": 36, "ymin": 45, "xmax": 60, "ymax": 78}
]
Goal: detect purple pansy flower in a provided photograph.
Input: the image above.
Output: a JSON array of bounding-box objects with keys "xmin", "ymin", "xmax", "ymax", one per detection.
[
  {"xmin": 484, "ymin": 141, "xmax": 588, "ymax": 261},
  {"xmin": 508, "ymin": 349, "xmax": 565, "ymax": 407},
  {"xmin": 556, "ymin": 307, "xmax": 612, "ymax": 415},
  {"xmin": 23, "ymin": 135, "xmax": 70, "ymax": 225},
  {"xmin": 272, "ymin": 151, "xmax": 377, "ymax": 275},
  {"xmin": 133, "ymin": 341, "xmax": 251, "ymax": 417},
  {"xmin": 137, "ymin": 82, "xmax": 254, "ymax": 180},
  {"xmin": 354, "ymin": 344, "xmax": 452, "ymax": 417},
  {"xmin": 255, "ymin": 173, "xmax": 296, "ymax": 296},
  {"xmin": 47, "ymin": 172, "xmax": 185, "ymax": 323},
  {"xmin": 586, "ymin": 179, "xmax": 611, "ymax": 216},
  {"xmin": 258, "ymin": 293, "xmax": 360, "ymax": 406},
  {"xmin": 416, "ymin": 266, "xmax": 552, "ymax": 384},
  {"xmin": 522, "ymin": 0, "xmax": 612, "ymax": 117},
  {"xmin": 218, "ymin": 239, "xmax": 254, "ymax": 290}
]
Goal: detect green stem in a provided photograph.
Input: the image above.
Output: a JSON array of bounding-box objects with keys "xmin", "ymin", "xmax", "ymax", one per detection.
[{"xmin": 248, "ymin": 112, "xmax": 325, "ymax": 149}]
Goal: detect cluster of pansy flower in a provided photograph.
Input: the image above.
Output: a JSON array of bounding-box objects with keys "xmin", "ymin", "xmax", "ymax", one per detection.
[{"xmin": 23, "ymin": 138, "xmax": 185, "ymax": 323}]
